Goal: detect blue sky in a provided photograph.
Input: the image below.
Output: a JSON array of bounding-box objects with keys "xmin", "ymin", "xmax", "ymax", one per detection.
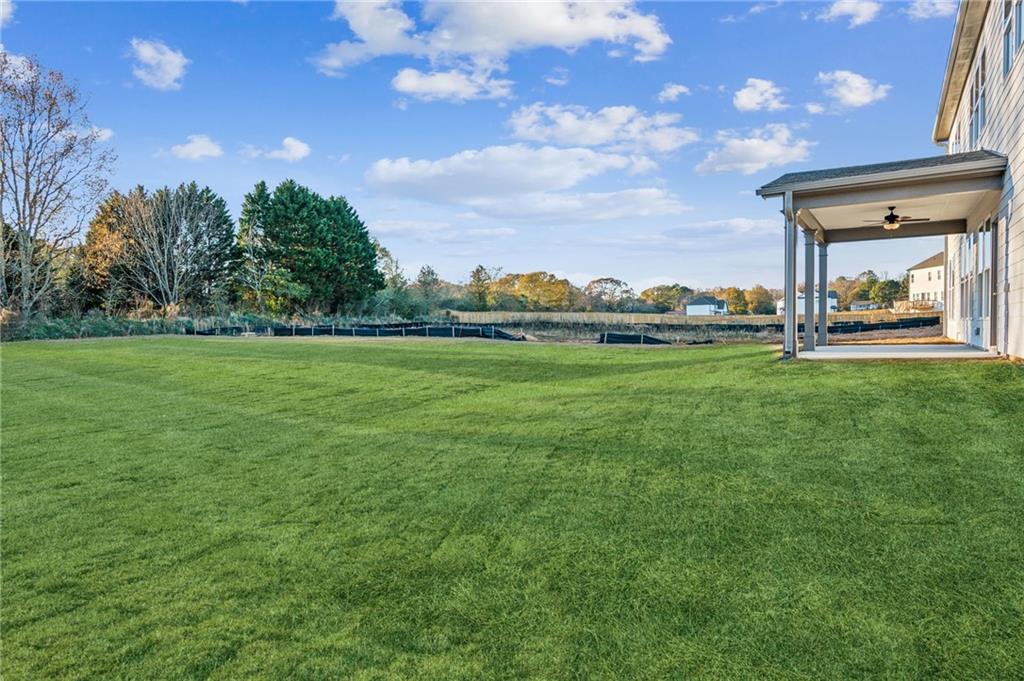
[{"xmin": 1, "ymin": 0, "xmax": 960, "ymax": 290}]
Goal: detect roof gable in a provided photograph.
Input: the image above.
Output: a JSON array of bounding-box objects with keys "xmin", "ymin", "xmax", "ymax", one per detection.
[{"xmin": 908, "ymin": 252, "xmax": 944, "ymax": 271}]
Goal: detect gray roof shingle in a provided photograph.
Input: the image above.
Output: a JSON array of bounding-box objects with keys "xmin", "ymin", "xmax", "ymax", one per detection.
[
  {"xmin": 908, "ymin": 252, "xmax": 944, "ymax": 271},
  {"xmin": 757, "ymin": 150, "xmax": 1005, "ymax": 195}
]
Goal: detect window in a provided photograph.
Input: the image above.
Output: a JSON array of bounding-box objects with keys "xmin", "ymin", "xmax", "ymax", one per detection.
[
  {"xmin": 1005, "ymin": 0, "xmax": 1014, "ymax": 76},
  {"xmin": 1017, "ymin": 0, "xmax": 1023, "ymax": 51},
  {"xmin": 928, "ymin": 271, "xmax": 932, "ymax": 281},
  {"xmin": 970, "ymin": 51, "xmax": 987, "ymax": 148}
]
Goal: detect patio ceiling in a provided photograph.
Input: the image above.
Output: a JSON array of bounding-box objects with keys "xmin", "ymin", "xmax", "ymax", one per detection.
[{"xmin": 757, "ymin": 150, "xmax": 1007, "ymax": 244}]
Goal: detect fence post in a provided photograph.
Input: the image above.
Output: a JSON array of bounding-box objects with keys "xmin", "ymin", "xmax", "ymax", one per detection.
[
  {"xmin": 402, "ymin": 327, "xmax": 406, "ymax": 337},
  {"xmin": 640, "ymin": 333, "xmax": 644, "ymax": 345},
  {"xmin": 292, "ymin": 324, "xmax": 295, "ymax": 336},
  {"xmin": 332, "ymin": 323, "xmax": 335, "ymax": 336}
]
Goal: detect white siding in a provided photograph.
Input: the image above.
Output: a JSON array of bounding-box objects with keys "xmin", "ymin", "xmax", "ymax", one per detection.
[{"xmin": 944, "ymin": 0, "xmax": 1024, "ymax": 358}]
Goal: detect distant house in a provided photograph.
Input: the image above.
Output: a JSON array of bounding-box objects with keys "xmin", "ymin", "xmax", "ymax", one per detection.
[
  {"xmin": 908, "ymin": 251, "xmax": 944, "ymax": 309},
  {"xmin": 850, "ymin": 300, "xmax": 880, "ymax": 311},
  {"xmin": 686, "ymin": 296, "xmax": 727, "ymax": 316},
  {"xmin": 775, "ymin": 290, "xmax": 838, "ymax": 315}
]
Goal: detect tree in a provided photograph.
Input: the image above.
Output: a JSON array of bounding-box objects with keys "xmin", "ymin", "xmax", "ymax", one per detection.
[
  {"xmin": 260, "ymin": 180, "xmax": 384, "ymax": 312},
  {"xmin": 0, "ymin": 53, "xmax": 115, "ymax": 315},
  {"xmin": 374, "ymin": 240, "xmax": 406, "ymax": 290},
  {"xmin": 490, "ymin": 272, "xmax": 576, "ymax": 311},
  {"xmin": 82, "ymin": 191, "xmax": 129, "ymax": 312},
  {"xmin": 898, "ymin": 272, "xmax": 910, "ymax": 300},
  {"xmin": 415, "ymin": 265, "xmax": 441, "ymax": 308},
  {"xmin": 744, "ymin": 285, "xmax": 775, "ymax": 314},
  {"xmin": 639, "ymin": 284, "xmax": 683, "ymax": 312},
  {"xmin": 467, "ymin": 265, "xmax": 494, "ymax": 311},
  {"xmin": 583, "ymin": 277, "xmax": 635, "ymax": 311},
  {"xmin": 722, "ymin": 286, "xmax": 748, "ymax": 315},
  {"xmin": 117, "ymin": 183, "xmax": 236, "ymax": 311},
  {"xmin": 830, "ymin": 275, "xmax": 860, "ymax": 310},
  {"xmin": 870, "ymin": 279, "xmax": 901, "ymax": 308}
]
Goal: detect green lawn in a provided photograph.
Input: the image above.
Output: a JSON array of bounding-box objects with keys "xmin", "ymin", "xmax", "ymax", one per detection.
[{"xmin": 2, "ymin": 338, "xmax": 1023, "ymax": 679}]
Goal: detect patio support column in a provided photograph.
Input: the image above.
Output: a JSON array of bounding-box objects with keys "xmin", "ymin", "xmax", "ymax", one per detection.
[
  {"xmin": 783, "ymin": 192, "xmax": 797, "ymax": 358},
  {"xmin": 803, "ymin": 231, "xmax": 816, "ymax": 352},
  {"xmin": 817, "ymin": 243, "xmax": 828, "ymax": 346}
]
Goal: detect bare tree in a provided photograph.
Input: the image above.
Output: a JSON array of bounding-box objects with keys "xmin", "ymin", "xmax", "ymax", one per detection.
[
  {"xmin": 117, "ymin": 184, "xmax": 235, "ymax": 310},
  {"xmin": 0, "ymin": 52, "xmax": 114, "ymax": 316}
]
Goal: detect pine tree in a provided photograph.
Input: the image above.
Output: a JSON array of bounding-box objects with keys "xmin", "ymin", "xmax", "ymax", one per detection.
[{"xmin": 467, "ymin": 265, "xmax": 492, "ymax": 310}]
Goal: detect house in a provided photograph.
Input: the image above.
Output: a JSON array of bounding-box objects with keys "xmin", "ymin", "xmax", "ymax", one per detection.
[
  {"xmin": 685, "ymin": 296, "xmax": 727, "ymax": 316},
  {"xmin": 757, "ymin": 1, "xmax": 1022, "ymax": 359},
  {"xmin": 907, "ymin": 252, "xmax": 945, "ymax": 308},
  {"xmin": 775, "ymin": 290, "xmax": 838, "ymax": 315},
  {"xmin": 849, "ymin": 300, "xmax": 880, "ymax": 311}
]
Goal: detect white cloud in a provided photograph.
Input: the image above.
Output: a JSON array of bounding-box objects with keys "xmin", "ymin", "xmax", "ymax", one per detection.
[
  {"xmin": 733, "ymin": 78, "xmax": 787, "ymax": 112},
  {"xmin": 316, "ymin": 0, "xmax": 427, "ymax": 72},
  {"xmin": 92, "ymin": 126, "xmax": 114, "ymax": 142},
  {"xmin": 392, "ymin": 67, "xmax": 513, "ymax": 102},
  {"xmin": 418, "ymin": 1, "xmax": 670, "ymax": 63},
  {"xmin": 681, "ymin": 217, "xmax": 780, "ymax": 234},
  {"xmin": 367, "ymin": 144, "xmax": 632, "ymax": 200},
  {"xmin": 1, "ymin": 0, "xmax": 14, "ymax": 27},
  {"xmin": 817, "ymin": 0, "xmax": 881, "ymax": 27},
  {"xmin": 1, "ymin": 44, "xmax": 31, "ymax": 81},
  {"xmin": 721, "ymin": 0, "xmax": 783, "ymax": 23},
  {"xmin": 314, "ymin": 1, "xmax": 671, "ymax": 100},
  {"xmin": 129, "ymin": 38, "xmax": 189, "ymax": 90},
  {"xmin": 170, "ymin": 134, "xmax": 224, "ymax": 160},
  {"xmin": 805, "ymin": 102, "xmax": 826, "ymax": 115},
  {"xmin": 370, "ymin": 219, "xmax": 516, "ymax": 243},
  {"xmin": 481, "ymin": 188, "xmax": 687, "ymax": 222},
  {"xmin": 817, "ymin": 70, "xmax": 890, "ymax": 107},
  {"xmin": 657, "ymin": 82, "xmax": 690, "ymax": 102},
  {"xmin": 366, "ymin": 144, "xmax": 687, "ymax": 222},
  {"xmin": 545, "ymin": 67, "xmax": 570, "ymax": 86},
  {"xmin": 696, "ymin": 124, "xmax": 813, "ymax": 175},
  {"xmin": 267, "ymin": 137, "xmax": 312, "ymax": 162},
  {"xmin": 906, "ymin": 0, "xmax": 956, "ymax": 20},
  {"xmin": 508, "ymin": 103, "xmax": 699, "ymax": 153},
  {"xmin": 242, "ymin": 137, "xmax": 312, "ymax": 162}
]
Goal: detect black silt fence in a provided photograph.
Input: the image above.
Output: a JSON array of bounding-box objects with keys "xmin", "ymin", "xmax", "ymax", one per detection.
[
  {"xmin": 189, "ymin": 324, "xmax": 525, "ymax": 341},
  {"xmin": 597, "ymin": 332, "xmax": 671, "ymax": 345}
]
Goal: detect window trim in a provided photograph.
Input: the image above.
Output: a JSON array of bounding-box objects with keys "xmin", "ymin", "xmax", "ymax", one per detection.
[{"xmin": 1004, "ymin": 0, "xmax": 1015, "ymax": 76}]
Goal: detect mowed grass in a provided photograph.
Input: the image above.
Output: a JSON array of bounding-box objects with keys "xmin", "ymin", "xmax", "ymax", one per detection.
[{"xmin": 2, "ymin": 337, "xmax": 1023, "ymax": 679}]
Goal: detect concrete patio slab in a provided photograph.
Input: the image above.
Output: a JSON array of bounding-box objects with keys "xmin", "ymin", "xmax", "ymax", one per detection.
[{"xmin": 798, "ymin": 343, "xmax": 998, "ymax": 361}]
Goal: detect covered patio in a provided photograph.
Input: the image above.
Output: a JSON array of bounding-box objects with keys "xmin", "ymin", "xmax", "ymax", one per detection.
[
  {"xmin": 798, "ymin": 343, "xmax": 997, "ymax": 361},
  {"xmin": 757, "ymin": 150, "xmax": 1007, "ymax": 359}
]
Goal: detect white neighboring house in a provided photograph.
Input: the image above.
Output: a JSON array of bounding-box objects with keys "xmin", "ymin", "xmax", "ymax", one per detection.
[
  {"xmin": 685, "ymin": 296, "xmax": 728, "ymax": 316},
  {"xmin": 850, "ymin": 300, "xmax": 880, "ymax": 311},
  {"xmin": 775, "ymin": 290, "xmax": 838, "ymax": 315},
  {"xmin": 907, "ymin": 252, "xmax": 946, "ymax": 308}
]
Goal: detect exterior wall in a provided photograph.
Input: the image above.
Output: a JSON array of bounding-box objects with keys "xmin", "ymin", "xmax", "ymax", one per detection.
[
  {"xmin": 944, "ymin": 0, "xmax": 1023, "ymax": 357},
  {"xmin": 776, "ymin": 294, "xmax": 839, "ymax": 315},
  {"xmin": 685, "ymin": 304, "xmax": 723, "ymax": 316},
  {"xmin": 908, "ymin": 265, "xmax": 945, "ymax": 302}
]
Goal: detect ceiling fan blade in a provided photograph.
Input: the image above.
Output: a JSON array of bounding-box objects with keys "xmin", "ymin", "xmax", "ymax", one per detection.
[{"xmin": 898, "ymin": 217, "xmax": 931, "ymax": 223}]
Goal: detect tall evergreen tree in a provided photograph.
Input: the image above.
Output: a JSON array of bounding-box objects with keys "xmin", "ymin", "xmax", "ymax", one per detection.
[{"xmin": 258, "ymin": 180, "xmax": 383, "ymax": 312}]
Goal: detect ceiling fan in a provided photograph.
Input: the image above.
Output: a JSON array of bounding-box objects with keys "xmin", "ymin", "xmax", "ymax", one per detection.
[{"xmin": 865, "ymin": 206, "xmax": 931, "ymax": 231}]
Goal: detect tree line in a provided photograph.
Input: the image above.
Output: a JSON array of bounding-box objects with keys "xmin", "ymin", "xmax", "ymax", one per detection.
[{"xmin": 0, "ymin": 53, "xmax": 910, "ymax": 323}]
